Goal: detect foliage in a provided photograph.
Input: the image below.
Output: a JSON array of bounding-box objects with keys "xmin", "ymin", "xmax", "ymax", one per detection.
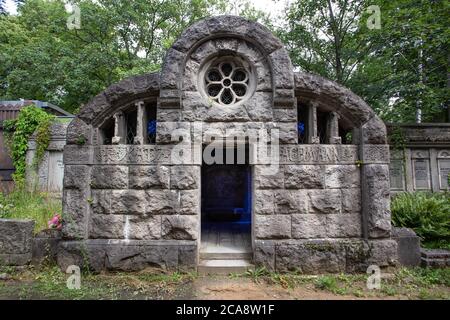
[
  {"xmin": 0, "ymin": 188, "xmax": 61, "ymax": 232},
  {"xmin": 279, "ymin": 0, "xmax": 449, "ymax": 122},
  {"xmin": 0, "ymin": 0, "xmax": 267, "ymax": 113},
  {"xmin": 3, "ymin": 105, "xmax": 54, "ymax": 184},
  {"xmin": 391, "ymin": 192, "xmax": 450, "ymax": 248}
]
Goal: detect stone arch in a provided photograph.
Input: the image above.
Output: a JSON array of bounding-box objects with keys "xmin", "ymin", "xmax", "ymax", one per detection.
[
  {"xmin": 294, "ymin": 72, "xmax": 387, "ymax": 144},
  {"xmin": 66, "ymin": 73, "xmax": 160, "ymax": 146},
  {"xmin": 159, "ymin": 15, "xmax": 295, "ymax": 109}
]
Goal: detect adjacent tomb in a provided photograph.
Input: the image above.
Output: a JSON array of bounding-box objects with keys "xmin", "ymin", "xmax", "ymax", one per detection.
[{"xmin": 58, "ymin": 16, "xmax": 397, "ymax": 272}]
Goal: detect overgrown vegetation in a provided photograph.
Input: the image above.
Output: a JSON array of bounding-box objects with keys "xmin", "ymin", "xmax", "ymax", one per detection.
[
  {"xmin": 391, "ymin": 192, "xmax": 450, "ymax": 249},
  {"xmin": 3, "ymin": 105, "xmax": 54, "ymax": 185},
  {"xmin": 0, "ymin": 188, "xmax": 61, "ymax": 232}
]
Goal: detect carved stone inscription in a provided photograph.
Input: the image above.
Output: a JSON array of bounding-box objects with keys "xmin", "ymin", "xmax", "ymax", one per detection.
[
  {"xmin": 438, "ymin": 160, "xmax": 450, "ymax": 189},
  {"xmin": 413, "ymin": 159, "xmax": 430, "ymax": 190},
  {"xmin": 389, "ymin": 160, "xmax": 404, "ymax": 190}
]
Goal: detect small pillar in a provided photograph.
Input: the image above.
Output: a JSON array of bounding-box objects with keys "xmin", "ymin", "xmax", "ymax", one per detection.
[
  {"xmin": 327, "ymin": 112, "xmax": 342, "ymax": 144},
  {"xmin": 307, "ymin": 103, "xmax": 320, "ymax": 144},
  {"xmin": 134, "ymin": 101, "xmax": 146, "ymax": 145},
  {"xmin": 112, "ymin": 111, "xmax": 126, "ymax": 144}
]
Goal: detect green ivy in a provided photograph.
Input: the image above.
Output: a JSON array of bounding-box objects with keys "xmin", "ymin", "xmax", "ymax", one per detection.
[{"xmin": 3, "ymin": 106, "xmax": 55, "ymax": 185}]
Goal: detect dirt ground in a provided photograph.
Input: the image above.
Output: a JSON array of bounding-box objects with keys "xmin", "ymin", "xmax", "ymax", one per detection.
[{"xmin": 0, "ymin": 266, "xmax": 448, "ymax": 300}]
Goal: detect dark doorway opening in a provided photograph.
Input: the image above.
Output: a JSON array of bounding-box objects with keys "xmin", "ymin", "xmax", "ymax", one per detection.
[{"xmin": 201, "ymin": 145, "xmax": 252, "ymax": 254}]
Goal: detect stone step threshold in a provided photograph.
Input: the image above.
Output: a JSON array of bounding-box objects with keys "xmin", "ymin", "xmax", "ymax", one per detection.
[
  {"xmin": 198, "ymin": 259, "xmax": 254, "ymax": 275},
  {"xmin": 200, "ymin": 251, "xmax": 252, "ymax": 260}
]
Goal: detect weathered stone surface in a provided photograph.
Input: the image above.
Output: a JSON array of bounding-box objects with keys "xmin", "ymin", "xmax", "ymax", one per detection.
[
  {"xmin": 292, "ymin": 215, "xmax": 327, "ymax": 239},
  {"xmin": 284, "ymin": 165, "xmax": 324, "ymax": 189},
  {"xmin": 129, "ymin": 165, "xmax": 170, "ymax": 189},
  {"xmin": 362, "ymin": 116, "xmax": 387, "ymax": 144},
  {"xmin": 89, "ymin": 214, "xmax": 125, "ymax": 239},
  {"xmin": 32, "ymin": 230, "xmax": 61, "ymax": 265},
  {"xmin": 146, "ymin": 190, "xmax": 178, "ymax": 214},
  {"xmin": 255, "ymin": 215, "xmax": 291, "ymax": 239},
  {"xmin": 179, "ymin": 190, "xmax": 200, "ymax": 215},
  {"xmin": 254, "ymin": 165, "xmax": 284, "ymax": 189},
  {"xmin": 392, "ymin": 227, "xmax": 421, "ymax": 267},
  {"xmin": 91, "ymin": 166, "xmax": 128, "ymax": 189},
  {"xmin": 110, "ymin": 190, "xmax": 146, "ymax": 215},
  {"xmin": 170, "ymin": 166, "xmax": 200, "ymax": 189},
  {"xmin": 63, "ymin": 165, "xmax": 90, "ymax": 190},
  {"xmin": 253, "ymin": 241, "xmax": 275, "ymax": 270},
  {"xmin": 363, "ymin": 164, "xmax": 391, "ymax": 238},
  {"xmin": 341, "ymin": 188, "xmax": 361, "ymax": 213},
  {"xmin": 245, "ymin": 92, "xmax": 273, "ymax": 122},
  {"xmin": 275, "ymin": 240, "xmax": 346, "ymax": 273},
  {"xmin": 64, "ymin": 145, "xmax": 93, "ymax": 164},
  {"xmin": 326, "ymin": 214, "xmax": 362, "ymax": 238},
  {"xmin": 325, "ymin": 165, "xmax": 360, "ymax": 189},
  {"xmin": 367, "ymin": 239, "xmax": 398, "ymax": 267},
  {"xmin": 254, "ymin": 190, "xmax": 275, "ymax": 215},
  {"xmin": 274, "ymin": 190, "xmax": 307, "ymax": 214},
  {"xmin": 0, "ymin": 219, "xmax": 34, "ymax": 265},
  {"xmin": 162, "ymin": 216, "xmax": 198, "ymax": 240},
  {"xmin": 308, "ymin": 189, "xmax": 341, "ymax": 214},
  {"xmin": 77, "ymin": 93, "xmax": 110, "ymax": 124},
  {"xmin": 66, "ymin": 118, "xmax": 92, "ymax": 145},
  {"xmin": 62, "ymin": 189, "xmax": 89, "ymax": 239},
  {"xmin": 156, "ymin": 121, "xmax": 191, "ymax": 144},
  {"xmin": 128, "ymin": 216, "xmax": 161, "ymax": 240},
  {"xmin": 183, "ymin": 58, "xmax": 200, "ymax": 91},
  {"xmin": 178, "ymin": 244, "xmax": 197, "ymax": 270}
]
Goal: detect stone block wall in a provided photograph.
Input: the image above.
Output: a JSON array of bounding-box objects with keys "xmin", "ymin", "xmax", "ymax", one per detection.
[
  {"xmin": 0, "ymin": 219, "xmax": 35, "ymax": 265},
  {"xmin": 59, "ymin": 15, "xmax": 398, "ymax": 272}
]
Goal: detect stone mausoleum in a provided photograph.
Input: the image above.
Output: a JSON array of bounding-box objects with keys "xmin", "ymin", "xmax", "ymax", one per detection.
[{"xmin": 58, "ymin": 16, "xmax": 398, "ymax": 273}]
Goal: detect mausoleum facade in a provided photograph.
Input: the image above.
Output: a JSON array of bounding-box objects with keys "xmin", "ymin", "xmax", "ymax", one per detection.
[{"xmin": 59, "ymin": 16, "xmax": 398, "ymax": 272}]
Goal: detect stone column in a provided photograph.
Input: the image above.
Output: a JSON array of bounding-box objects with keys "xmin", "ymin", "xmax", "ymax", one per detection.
[
  {"xmin": 307, "ymin": 103, "xmax": 320, "ymax": 144},
  {"xmin": 326, "ymin": 112, "xmax": 341, "ymax": 144},
  {"xmin": 112, "ymin": 111, "xmax": 126, "ymax": 144},
  {"xmin": 134, "ymin": 101, "xmax": 147, "ymax": 145}
]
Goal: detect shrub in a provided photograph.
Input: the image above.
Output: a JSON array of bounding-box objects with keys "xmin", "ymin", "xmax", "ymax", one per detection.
[
  {"xmin": 391, "ymin": 192, "xmax": 450, "ymax": 248},
  {"xmin": 3, "ymin": 106, "xmax": 54, "ymax": 184}
]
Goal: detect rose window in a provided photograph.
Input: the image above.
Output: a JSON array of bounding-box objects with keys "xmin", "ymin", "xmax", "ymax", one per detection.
[{"xmin": 204, "ymin": 61, "xmax": 250, "ymax": 105}]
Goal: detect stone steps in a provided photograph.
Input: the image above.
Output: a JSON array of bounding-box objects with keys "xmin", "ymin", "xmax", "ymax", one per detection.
[
  {"xmin": 200, "ymin": 251, "xmax": 252, "ymax": 260},
  {"xmin": 198, "ymin": 259, "xmax": 254, "ymax": 275}
]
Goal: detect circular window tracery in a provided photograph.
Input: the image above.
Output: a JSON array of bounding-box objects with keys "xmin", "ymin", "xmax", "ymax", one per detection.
[{"xmin": 203, "ymin": 59, "xmax": 252, "ymax": 106}]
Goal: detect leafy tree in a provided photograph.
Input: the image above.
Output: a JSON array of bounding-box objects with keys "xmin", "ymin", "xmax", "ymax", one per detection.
[
  {"xmin": 280, "ymin": 0, "xmax": 449, "ymax": 122},
  {"xmin": 0, "ymin": 0, "xmax": 266, "ymax": 113}
]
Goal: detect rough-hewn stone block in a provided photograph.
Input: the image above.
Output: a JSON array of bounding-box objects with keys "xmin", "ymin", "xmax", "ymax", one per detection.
[
  {"xmin": 146, "ymin": 190, "xmax": 178, "ymax": 214},
  {"xmin": 62, "ymin": 189, "xmax": 89, "ymax": 239},
  {"xmin": 110, "ymin": 190, "xmax": 146, "ymax": 215},
  {"xmin": 91, "ymin": 166, "xmax": 128, "ymax": 189},
  {"xmin": 274, "ymin": 190, "xmax": 308, "ymax": 214},
  {"xmin": 363, "ymin": 164, "xmax": 391, "ymax": 238},
  {"xmin": 326, "ymin": 214, "xmax": 362, "ymax": 238},
  {"xmin": 255, "ymin": 215, "xmax": 291, "ymax": 239},
  {"xmin": 170, "ymin": 166, "xmax": 200, "ymax": 189},
  {"xmin": 129, "ymin": 165, "xmax": 170, "ymax": 189},
  {"xmin": 325, "ymin": 165, "xmax": 360, "ymax": 189},
  {"xmin": 162, "ymin": 216, "xmax": 198, "ymax": 240},
  {"xmin": 0, "ymin": 219, "xmax": 34, "ymax": 265},
  {"xmin": 64, "ymin": 165, "xmax": 91, "ymax": 190},
  {"xmin": 292, "ymin": 215, "xmax": 327, "ymax": 239},
  {"xmin": 284, "ymin": 165, "xmax": 324, "ymax": 189},
  {"xmin": 308, "ymin": 189, "xmax": 341, "ymax": 214},
  {"xmin": 254, "ymin": 165, "xmax": 284, "ymax": 189},
  {"xmin": 341, "ymin": 188, "xmax": 361, "ymax": 213}
]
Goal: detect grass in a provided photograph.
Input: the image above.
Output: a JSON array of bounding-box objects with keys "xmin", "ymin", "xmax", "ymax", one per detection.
[
  {"xmin": 0, "ymin": 188, "xmax": 61, "ymax": 232},
  {"xmin": 241, "ymin": 267, "xmax": 450, "ymax": 299},
  {"xmin": 0, "ymin": 265, "xmax": 197, "ymax": 300}
]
